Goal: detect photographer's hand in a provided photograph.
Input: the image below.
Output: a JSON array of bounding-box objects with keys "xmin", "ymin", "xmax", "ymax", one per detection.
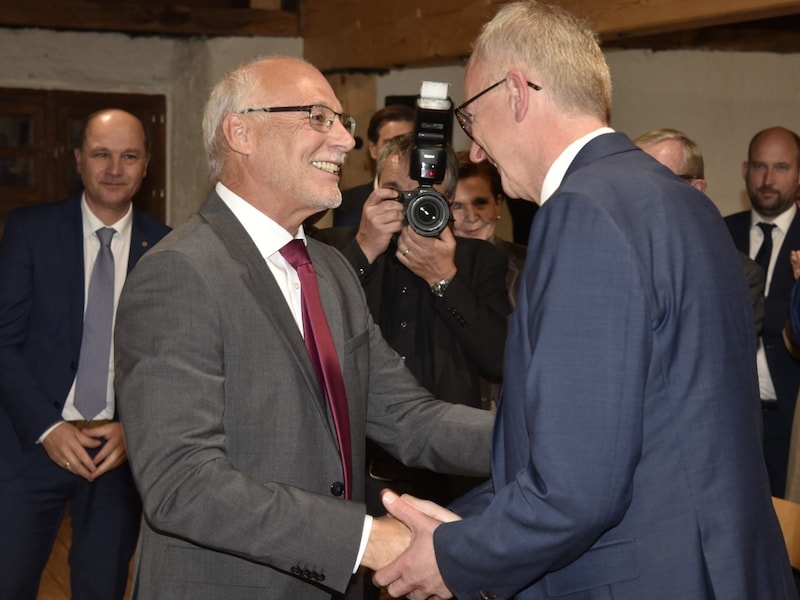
[
  {"xmin": 398, "ymin": 225, "xmax": 457, "ymax": 287},
  {"xmin": 356, "ymin": 188, "xmax": 405, "ymax": 263}
]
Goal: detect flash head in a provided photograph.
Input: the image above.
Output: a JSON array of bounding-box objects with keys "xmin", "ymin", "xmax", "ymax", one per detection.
[{"xmin": 410, "ymin": 81, "xmax": 452, "ymax": 187}]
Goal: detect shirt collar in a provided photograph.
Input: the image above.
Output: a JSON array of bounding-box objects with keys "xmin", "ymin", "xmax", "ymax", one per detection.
[
  {"xmin": 215, "ymin": 182, "xmax": 307, "ymax": 260},
  {"xmin": 752, "ymin": 202, "xmax": 797, "ymax": 234},
  {"xmin": 540, "ymin": 127, "xmax": 615, "ymax": 205},
  {"xmin": 80, "ymin": 193, "xmax": 132, "ymax": 240}
]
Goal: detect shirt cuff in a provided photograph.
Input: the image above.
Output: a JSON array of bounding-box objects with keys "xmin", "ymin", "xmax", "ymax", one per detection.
[
  {"xmin": 354, "ymin": 514, "xmax": 373, "ymax": 573},
  {"xmin": 38, "ymin": 420, "xmax": 67, "ymax": 443}
]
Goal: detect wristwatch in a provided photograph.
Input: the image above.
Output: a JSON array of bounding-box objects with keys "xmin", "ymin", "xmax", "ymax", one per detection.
[{"xmin": 430, "ymin": 273, "xmax": 456, "ymax": 298}]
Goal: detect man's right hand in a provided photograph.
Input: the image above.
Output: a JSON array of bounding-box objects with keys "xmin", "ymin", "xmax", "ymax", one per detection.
[
  {"xmin": 361, "ymin": 509, "xmax": 413, "ymax": 571},
  {"xmin": 355, "ymin": 188, "xmax": 405, "ymax": 264},
  {"xmin": 41, "ymin": 422, "xmax": 102, "ymax": 482}
]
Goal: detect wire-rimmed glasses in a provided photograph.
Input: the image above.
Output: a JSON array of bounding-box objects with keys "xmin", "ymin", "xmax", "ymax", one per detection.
[
  {"xmin": 455, "ymin": 79, "xmax": 542, "ymax": 140},
  {"xmin": 239, "ymin": 105, "xmax": 356, "ymax": 136}
]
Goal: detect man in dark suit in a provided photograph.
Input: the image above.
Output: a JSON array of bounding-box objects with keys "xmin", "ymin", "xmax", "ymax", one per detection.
[
  {"xmin": 333, "ymin": 104, "xmax": 414, "ymax": 226},
  {"xmin": 0, "ymin": 109, "xmax": 171, "ymax": 599},
  {"xmin": 374, "ymin": 2, "xmax": 796, "ymax": 599},
  {"xmin": 113, "ymin": 55, "xmax": 492, "ymax": 600},
  {"xmin": 725, "ymin": 126, "xmax": 800, "ymax": 499}
]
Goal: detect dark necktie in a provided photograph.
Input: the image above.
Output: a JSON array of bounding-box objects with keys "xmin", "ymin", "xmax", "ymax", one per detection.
[
  {"xmin": 755, "ymin": 222, "xmax": 776, "ymax": 274},
  {"xmin": 74, "ymin": 227, "xmax": 116, "ymax": 421},
  {"xmin": 280, "ymin": 239, "xmax": 352, "ymax": 499}
]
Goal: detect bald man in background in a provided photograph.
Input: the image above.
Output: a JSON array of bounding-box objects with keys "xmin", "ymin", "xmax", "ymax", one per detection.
[{"xmin": 0, "ymin": 109, "xmax": 170, "ymax": 599}]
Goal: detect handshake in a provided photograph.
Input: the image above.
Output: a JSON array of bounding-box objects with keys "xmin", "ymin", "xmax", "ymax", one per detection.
[{"xmin": 363, "ymin": 489, "xmax": 461, "ymax": 600}]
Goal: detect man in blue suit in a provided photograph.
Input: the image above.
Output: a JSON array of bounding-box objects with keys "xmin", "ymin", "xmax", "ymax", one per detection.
[
  {"xmin": 374, "ymin": 2, "xmax": 797, "ymax": 599},
  {"xmin": 0, "ymin": 109, "xmax": 170, "ymax": 599},
  {"xmin": 725, "ymin": 126, "xmax": 800, "ymax": 499}
]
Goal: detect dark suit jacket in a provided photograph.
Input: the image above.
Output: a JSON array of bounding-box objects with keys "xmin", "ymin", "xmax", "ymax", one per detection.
[
  {"xmin": 313, "ymin": 226, "xmax": 510, "ymax": 409},
  {"xmin": 435, "ymin": 133, "xmax": 795, "ymax": 599},
  {"xmin": 333, "ymin": 181, "xmax": 373, "ymax": 227},
  {"xmin": 493, "ymin": 236, "xmax": 527, "ymax": 308},
  {"xmin": 114, "ymin": 191, "xmax": 493, "ymax": 599},
  {"xmin": 0, "ymin": 194, "xmax": 170, "ymax": 481},
  {"xmin": 726, "ymin": 209, "xmax": 800, "ymax": 417}
]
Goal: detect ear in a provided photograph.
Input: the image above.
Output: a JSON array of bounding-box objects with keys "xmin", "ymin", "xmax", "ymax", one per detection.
[
  {"xmin": 74, "ymin": 147, "xmax": 82, "ymax": 174},
  {"xmin": 505, "ymin": 69, "xmax": 532, "ymax": 124},
  {"xmin": 368, "ymin": 141, "xmax": 379, "ymax": 161},
  {"xmin": 692, "ymin": 178, "xmax": 708, "ymax": 193},
  {"xmin": 222, "ymin": 113, "xmax": 253, "ymax": 157},
  {"xmin": 741, "ymin": 160, "xmax": 749, "ymax": 181}
]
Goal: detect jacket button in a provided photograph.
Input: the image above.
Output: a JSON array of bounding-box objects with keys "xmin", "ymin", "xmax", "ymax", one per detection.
[{"xmin": 330, "ymin": 481, "xmax": 344, "ymax": 496}]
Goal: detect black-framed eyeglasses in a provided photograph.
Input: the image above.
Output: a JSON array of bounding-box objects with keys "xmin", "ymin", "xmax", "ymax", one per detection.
[
  {"xmin": 239, "ymin": 104, "xmax": 356, "ymax": 136},
  {"xmin": 455, "ymin": 79, "xmax": 542, "ymax": 140}
]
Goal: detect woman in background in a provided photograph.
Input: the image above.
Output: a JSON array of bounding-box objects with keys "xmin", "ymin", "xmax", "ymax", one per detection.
[{"xmin": 452, "ymin": 151, "xmax": 527, "ymax": 308}]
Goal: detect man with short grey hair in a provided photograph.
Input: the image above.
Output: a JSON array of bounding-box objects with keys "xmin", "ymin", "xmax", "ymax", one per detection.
[{"xmin": 374, "ymin": 3, "xmax": 795, "ymax": 599}]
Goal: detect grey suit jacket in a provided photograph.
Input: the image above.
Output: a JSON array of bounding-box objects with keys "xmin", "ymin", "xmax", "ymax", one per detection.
[{"xmin": 115, "ymin": 190, "xmax": 493, "ymax": 600}]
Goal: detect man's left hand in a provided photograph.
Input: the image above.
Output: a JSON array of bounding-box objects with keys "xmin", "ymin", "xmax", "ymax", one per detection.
[
  {"xmin": 83, "ymin": 422, "xmax": 129, "ymax": 480},
  {"xmin": 396, "ymin": 226, "xmax": 457, "ymax": 288}
]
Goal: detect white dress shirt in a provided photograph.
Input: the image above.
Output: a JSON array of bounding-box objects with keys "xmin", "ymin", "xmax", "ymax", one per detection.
[
  {"xmin": 40, "ymin": 196, "xmax": 133, "ymax": 438},
  {"xmin": 216, "ymin": 182, "xmax": 371, "ymax": 572},
  {"xmin": 540, "ymin": 127, "xmax": 615, "ymax": 204},
  {"xmin": 750, "ymin": 203, "xmax": 797, "ymax": 401}
]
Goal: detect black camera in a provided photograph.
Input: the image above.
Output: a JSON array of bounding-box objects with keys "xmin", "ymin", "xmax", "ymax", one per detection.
[
  {"xmin": 402, "ymin": 81, "xmax": 453, "ymax": 237},
  {"xmin": 397, "ymin": 187, "xmax": 451, "ymax": 237}
]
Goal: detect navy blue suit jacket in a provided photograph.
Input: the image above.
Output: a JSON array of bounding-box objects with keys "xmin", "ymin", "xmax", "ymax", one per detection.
[
  {"xmin": 725, "ymin": 209, "xmax": 800, "ymax": 416},
  {"xmin": 435, "ymin": 134, "xmax": 795, "ymax": 599},
  {"xmin": 0, "ymin": 195, "xmax": 170, "ymax": 480}
]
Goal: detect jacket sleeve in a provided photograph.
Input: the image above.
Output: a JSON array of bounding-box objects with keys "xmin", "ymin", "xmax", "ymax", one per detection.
[
  {"xmin": 0, "ymin": 210, "xmax": 66, "ymax": 445},
  {"xmin": 430, "ymin": 240, "xmax": 511, "ymax": 378}
]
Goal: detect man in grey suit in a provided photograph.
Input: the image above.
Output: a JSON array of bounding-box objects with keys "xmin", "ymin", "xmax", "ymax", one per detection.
[{"xmin": 114, "ymin": 55, "xmax": 492, "ymax": 599}]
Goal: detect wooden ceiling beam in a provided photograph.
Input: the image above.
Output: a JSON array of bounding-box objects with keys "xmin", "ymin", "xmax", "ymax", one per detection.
[
  {"xmin": 604, "ymin": 21, "xmax": 800, "ymax": 53},
  {"xmin": 0, "ymin": 0, "xmax": 299, "ymax": 38},
  {"xmin": 302, "ymin": 0, "xmax": 800, "ymax": 72}
]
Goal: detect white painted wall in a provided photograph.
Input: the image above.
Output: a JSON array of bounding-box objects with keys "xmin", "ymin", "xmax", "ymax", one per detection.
[
  {"xmin": 3, "ymin": 25, "xmax": 799, "ymax": 227},
  {"xmin": 606, "ymin": 49, "xmax": 800, "ymax": 216}
]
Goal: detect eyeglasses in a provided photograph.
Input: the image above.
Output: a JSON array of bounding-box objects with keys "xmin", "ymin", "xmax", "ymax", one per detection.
[
  {"xmin": 239, "ymin": 104, "xmax": 356, "ymax": 136},
  {"xmin": 455, "ymin": 79, "xmax": 542, "ymax": 140}
]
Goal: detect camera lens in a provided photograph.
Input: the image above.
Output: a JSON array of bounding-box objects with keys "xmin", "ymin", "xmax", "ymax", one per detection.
[{"xmin": 406, "ymin": 191, "xmax": 450, "ymax": 237}]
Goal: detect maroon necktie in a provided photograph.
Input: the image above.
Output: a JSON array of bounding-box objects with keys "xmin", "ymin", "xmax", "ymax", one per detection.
[{"xmin": 280, "ymin": 239, "xmax": 352, "ymax": 499}]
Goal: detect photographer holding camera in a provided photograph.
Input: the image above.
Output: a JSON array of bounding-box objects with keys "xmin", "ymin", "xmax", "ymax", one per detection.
[{"xmin": 314, "ymin": 130, "xmax": 510, "ymax": 536}]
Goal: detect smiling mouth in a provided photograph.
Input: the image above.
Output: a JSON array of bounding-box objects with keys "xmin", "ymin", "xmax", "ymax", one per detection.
[{"xmin": 312, "ymin": 161, "xmax": 342, "ymax": 174}]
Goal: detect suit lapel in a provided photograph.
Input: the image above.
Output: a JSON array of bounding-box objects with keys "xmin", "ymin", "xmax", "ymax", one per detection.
[
  {"xmin": 775, "ymin": 210, "xmax": 800, "ymax": 277},
  {"xmin": 306, "ymin": 240, "xmax": 348, "ymax": 369},
  {"xmin": 726, "ymin": 212, "xmax": 751, "ymax": 255},
  {"xmin": 58, "ymin": 196, "xmax": 86, "ymax": 352},
  {"xmin": 128, "ymin": 211, "xmax": 156, "ymax": 273},
  {"xmin": 198, "ymin": 192, "xmax": 337, "ymax": 439}
]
